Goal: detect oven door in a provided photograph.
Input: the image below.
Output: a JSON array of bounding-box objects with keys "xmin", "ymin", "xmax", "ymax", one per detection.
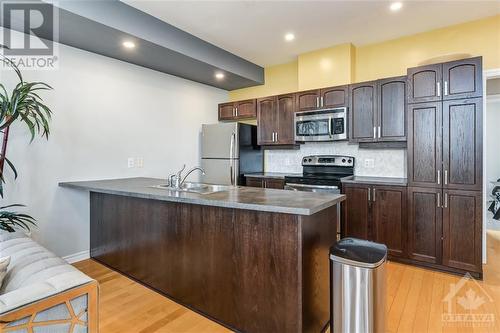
[
  {"xmin": 284, "ymin": 183, "xmax": 340, "ymax": 194},
  {"xmin": 294, "ymin": 108, "xmax": 347, "ymax": 142}
]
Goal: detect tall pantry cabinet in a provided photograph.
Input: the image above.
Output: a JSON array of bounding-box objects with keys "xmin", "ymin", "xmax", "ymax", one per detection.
[{"xmin": 406, "ymin": 56, "xmax": 483, "ymax": 277}]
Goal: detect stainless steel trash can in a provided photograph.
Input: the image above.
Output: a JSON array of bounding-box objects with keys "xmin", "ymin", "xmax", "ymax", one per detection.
[{"xmin": 330, "ymin": 238, "xmax": 387, "ymax": 333}]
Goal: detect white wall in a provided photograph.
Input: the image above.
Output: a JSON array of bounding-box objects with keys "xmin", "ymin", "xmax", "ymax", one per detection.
[
  {"xmin": 265, "ymin": 143, "xmax": 406, "ymax": 178},
  {"xmin": 1, "ymin": 31, "xmax": 228, "ymax": 257},
  {"xmin": 486, "ymin": 96, "xmax": 500, "ymax": 230}
]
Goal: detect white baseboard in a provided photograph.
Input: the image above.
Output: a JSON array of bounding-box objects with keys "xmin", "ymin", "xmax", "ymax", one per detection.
[{"xmin": 63, "ymin": 250, "xmax": 90, "ymax": 264}]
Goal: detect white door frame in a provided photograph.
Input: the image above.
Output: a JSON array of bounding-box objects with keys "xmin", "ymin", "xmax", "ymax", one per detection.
[{"xmin": 482, "ymin": 69, "xmax": 500, "ymax": 263}]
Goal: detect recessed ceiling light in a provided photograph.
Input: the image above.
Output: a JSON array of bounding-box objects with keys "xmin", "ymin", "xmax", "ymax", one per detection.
[
  {"xmin": 215, "ymin": 72, "xmax": 225, "ymax": 79},
  {"xmin": 284, "ymin": 33, "xmax": 295, "ymax": 42},
  {"xmin": 390, "ymin": 2, "xmax": 403, "ymax": 11},
  {"xmin": 122, "ymin": 41, "xmax": 136, "ymax": 49}
]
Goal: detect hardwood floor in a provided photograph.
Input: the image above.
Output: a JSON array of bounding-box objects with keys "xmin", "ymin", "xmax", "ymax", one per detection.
[{"xmin": 74, "ymin": 231, "xmax": 500, "ymax": 333}]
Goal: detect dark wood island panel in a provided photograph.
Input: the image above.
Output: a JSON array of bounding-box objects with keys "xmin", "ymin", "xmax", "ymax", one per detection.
[{"xmin": 90, "ymin": 192, "xmax": 338, "ymax": 333}]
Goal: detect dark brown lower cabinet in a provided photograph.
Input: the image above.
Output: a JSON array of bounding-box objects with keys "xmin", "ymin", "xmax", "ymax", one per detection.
[
  {"xmin": 408, "ymin": 186, "xmax": 482, "ymax": 277},
  {"xmin": 343, "ymin": 184, "xmax": 406, "ymax": 259},
  {"xmin": 407, "ymin": 187, "xmax": 442, "ymax": 265},
  {"xmin": 442, "ymin": 189, "xmax": 482, "ymax": 273},
  {"xmin": 245, "ymin": 177, "xmax": 285, "ymax": 189}
]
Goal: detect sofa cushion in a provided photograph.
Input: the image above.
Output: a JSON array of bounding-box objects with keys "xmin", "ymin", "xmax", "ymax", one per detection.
[
  {"xmin": 0, "ymin": 256, "xmax": 9, "ymax": 289},
  {"xmin": 0, "ymin": 231, "xmax": 93, "ymax": 315}
]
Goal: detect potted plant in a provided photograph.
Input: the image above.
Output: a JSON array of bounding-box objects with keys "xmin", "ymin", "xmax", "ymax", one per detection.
[{"xmin": 0, "ymin": 56, "xmax": 53, "ymax": 232}]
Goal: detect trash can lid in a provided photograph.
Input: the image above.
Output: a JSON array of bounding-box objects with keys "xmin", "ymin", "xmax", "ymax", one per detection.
[{"xmin": 330, "ymin": 238, "xmax": 387, "ymax": 269}]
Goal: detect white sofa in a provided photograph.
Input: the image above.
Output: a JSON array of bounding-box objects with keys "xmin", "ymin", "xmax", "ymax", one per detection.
[{"xmin": 0, "ymin": 231, "xmax": 98, "ymax": 333}]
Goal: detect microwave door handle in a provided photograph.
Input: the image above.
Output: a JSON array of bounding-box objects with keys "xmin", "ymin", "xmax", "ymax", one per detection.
[{"xmin": 329, "ymin": 116, "xmax": 332, "ymax": 137}]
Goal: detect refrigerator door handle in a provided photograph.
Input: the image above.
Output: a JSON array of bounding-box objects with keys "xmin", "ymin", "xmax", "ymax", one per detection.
[{"xmin": 230, "ymin": 132, "xmax": 236, "ymax": 185}]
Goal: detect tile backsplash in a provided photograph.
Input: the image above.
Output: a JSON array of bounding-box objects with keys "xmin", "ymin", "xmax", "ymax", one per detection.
[{"xmin": 265, "ymin": 142, "xmax": 407, "ymax": 178}]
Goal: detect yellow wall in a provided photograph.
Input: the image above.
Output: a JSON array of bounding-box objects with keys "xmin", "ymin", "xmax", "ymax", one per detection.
[
  {"xmin": 229, "ymin": 61, "xmax": 298, "ymax": 101},
  {"xmin": 229, "ymin": 15, "xmax": 500, "ymax": 101},
  {"xmin": 355, "ymin": 15, "xmax": 500, "ymax": 82},
  {"xmin": 297, "ymin": 43, "xmax": 355, "ymax": 90}
]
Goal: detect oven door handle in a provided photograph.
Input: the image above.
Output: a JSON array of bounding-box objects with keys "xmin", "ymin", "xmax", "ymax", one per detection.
[{"xmin": 285, "ymin": 183, "xmax": 339, "ymax": 190}]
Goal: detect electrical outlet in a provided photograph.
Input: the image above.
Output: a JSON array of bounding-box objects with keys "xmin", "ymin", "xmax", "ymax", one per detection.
[
  {"xmin": 136, "ymin": 157, "xmax": 144, "ymax": 168},
  {"xmin": 127, "ymin": 157, "xmax": 135, "ymax": 168},
  {"xmin": 364, "ymin": 158, "xmax": 375, "ymax": 168}
]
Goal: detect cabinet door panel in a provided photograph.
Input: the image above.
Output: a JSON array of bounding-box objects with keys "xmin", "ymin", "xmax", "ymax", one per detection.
[
  {"xmin": 257, "ymin": 97, "xmax": 277, "ymax": 145},
  {"xmin": 372, "ymin": 186, "xmax": 407, "ymax": 258},
  {"xmin": 245, "ymin": 177, "xmax": 263, "ymax": 188},
  {"xmin": 343, "ymin": 185, "xmax": 370, "ymax": 240},
  {"xmin": 442, "ymin": 99, "xmax": 482, "ymax": 191},
  {"xmin": 407, "ymin": 102, "xmax": 442, "ymax": 188},
  {"xmin": 349, "ymin": 82, "xmax": 377, "ymax": 142},
  {"xmin": 296, "ymin": 90, "xmax": 320, "ymax": 111},
  {"xmin": 443, "ymin": 57, "xmax": 482, "ymax": 100},
  {"xmin": 407, "ymin": 64, "xmax": 442, "ymax": 103},
  {"xmin": 378, "ymin": 76, "xmax": 407, "ymax": 141},
  {"xmin": 264, "ymin": 179, "xmax": 285, "ymax": 189},
  {"xmin": 276, "ymin": 94, "xmax": 296, "ymax": 145},
  {"xmin": 219, "ymin": 103, "xmax": 235, "ymax": 120},
  {"xmin": 321, "ymin": 86, "xmax": 348, "ymax": 108},
  {"xmin": 442, "ymin": 190, "xmax": 482, "ymax": 273},
  {"xmin": 407, "ymin": 187, "xmax": 442, "ymax": 264},
  {"xmin": 236, "ymin": 99, "xmax": 256, "ymax": 119}
]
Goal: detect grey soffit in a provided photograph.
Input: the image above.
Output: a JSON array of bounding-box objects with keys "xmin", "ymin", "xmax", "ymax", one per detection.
[{"xmin": 1, "ymin": 0, "xmax": 264, "ymax": 90}]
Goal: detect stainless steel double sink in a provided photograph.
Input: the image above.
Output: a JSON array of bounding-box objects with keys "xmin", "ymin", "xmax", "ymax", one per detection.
[{"xmin": 151, "ymin": 182, "xmax": 231, "ymax": 195}]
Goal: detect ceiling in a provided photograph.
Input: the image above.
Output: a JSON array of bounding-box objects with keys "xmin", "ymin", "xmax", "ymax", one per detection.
[{"xmin": 124, "ymin": 0, "xmax": 500, "ymax": 66}]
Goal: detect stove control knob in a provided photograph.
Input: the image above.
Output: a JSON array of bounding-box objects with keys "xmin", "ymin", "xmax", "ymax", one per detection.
[
  {"xmin": 348, "ymin": 159, "xmax": 352, "ymax": 164},
  {"xmin": 342, "ymin": 158, "xmax": 346, "ymax": 163}
]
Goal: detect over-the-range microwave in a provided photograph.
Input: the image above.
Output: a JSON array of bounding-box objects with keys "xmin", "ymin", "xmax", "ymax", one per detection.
[{"xmin": 294, "ymin": 107, "xmax": 348, "ymax": 142}]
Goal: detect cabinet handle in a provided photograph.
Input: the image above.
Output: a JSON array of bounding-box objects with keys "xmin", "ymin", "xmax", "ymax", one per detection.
[
  {"xmin": 320, "ymin": 96, "xmax": 324, "ymax": 107},
  {"xmin": 437, "ymin": 82, "xmax": 441, "ymax": 97},
  {"xmin": 444, "ymin": 81, "xmax": 448, "ymax": 96},
  {"xmin": 444, "ymin": 192, "xmax": 448, "ymax": 208},
  {"xmin": 368, "ymin": 188, "xmax": 371, "ymax": 201},
  {"xmin": 272, "ymin": 132, "xmax": 275, "ymax": 142},
  {"xmin": 373, "ymin": 127, "xmax": 376, "ymax": 139},
  {"xmin": 444, "ymin": 170, "xmax": 448, "ymax": 185},
  {"xmin": 235, "ymin": 107, "xmax": 238, "ymax": 117},
  {"xmin": 373, "ymin": 188, "xmax": 376, "ymax": 202},
  {"xmin": 275, "ymin": 132, "xmax": 278, "ymax": 142},
  {"xmin": 437, "ymin": 170, "xmax": 441, "ymax": 185},
  {"xmin": 378, "ymin": 126, "xmax": 381, "ymax": 138},
  {"xmin": 316, "ymin": 97, "xmax": 319, "ymax": 108},
  {"xmin": 437, "ymin": 192, "xmax": 441, "ymax": 208},
  {"xmin": 263, "ymin": 180, "xmax": 267, "ymax": 188}
]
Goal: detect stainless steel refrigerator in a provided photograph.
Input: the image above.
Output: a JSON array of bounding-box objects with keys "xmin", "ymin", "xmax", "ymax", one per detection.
[{"xmin": 201, "ymin": 123, "xmax": 263, "ymax": 185}]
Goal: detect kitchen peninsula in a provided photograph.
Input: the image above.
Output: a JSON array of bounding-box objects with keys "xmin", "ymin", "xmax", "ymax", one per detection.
[{"xmin": 60, "ymin": 177, "xmax": 345, "ymax": 333}]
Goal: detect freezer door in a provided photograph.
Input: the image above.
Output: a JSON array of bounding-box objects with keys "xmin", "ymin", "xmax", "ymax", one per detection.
[
  {"xmin": 201, "ymin": 123, "xmax": 239, "ymax": 159},
  {"xmin": 201, "ymin": 158, "xmax": 239, "ymax": 185}
]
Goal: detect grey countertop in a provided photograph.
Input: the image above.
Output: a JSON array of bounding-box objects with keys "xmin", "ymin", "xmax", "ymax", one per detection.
[
  {"xmin": 244, "ymin": 172, "xmax": 302, "ymax": 179},
  {"xmin": 341, "ymin": 176, "xmax": 407, "ymax": 187},
  {"xmin": 59, "ymin": 177, "xmax": 345, "ymax": 216}
]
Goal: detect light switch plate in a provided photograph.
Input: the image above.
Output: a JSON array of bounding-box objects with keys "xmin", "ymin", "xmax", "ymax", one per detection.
[
  {"xmin": 364, "ymin": 158, "xmax": 375, "ymax": 168},
  {"xmin": 136, "ymin": 157, "xmax": 144, "ymax": 168},
  {"xmin": 127, "ymin": 157, "xmax": 135, "ymax": 168}
]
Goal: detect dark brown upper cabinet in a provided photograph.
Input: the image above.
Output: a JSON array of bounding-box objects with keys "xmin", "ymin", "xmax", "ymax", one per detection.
[
  {"xmin": 407, "ymin": 63, "xmax": 442, "ymax": 104},
  {"xmin": 349, "ymin": 81, "xmax": 377, "ymax": 142},
  {"xmin": 257, "ymin": 97, "xmax": 277, "ymax": 145},
  {"xmin": 320, "ymin": 85, "xmax": 348, "ymax": 108},
  {"xmin": 257, "ymin": 94, "xmax": 295, "ymax": 146},
  {"xmin": 407, "ymin": 102, "xmax": 442, "ymax": 188},
  {"xmin": 378, "ymin": 76, "xmax": 407, "ymax": 141},
  {"xmin": 442, "ymin": 98, "xmax": 482, "ymax": 191},
  {"xmin": 296, "ymin": 90, "xmax": 320, "ymax": 111},
  {"xmin": 218, "ymin": 99, "xmax": 257, "ymax": 121},
  {"xmin": 407, "ymin": 187, "xmax": 443, "ymax": 265},
  {"xmin": 442, "ymin": 189, "xmax": 482, "ymax": 273},
  {"xmin": 349, "ymin": 77, "xmax": 406, "ymax": 143},
  {"xmin": 407, "ymin": 57, "xmax": 482, "ymax": 104},
  {"xmin": 443, "ymin": 57, "xmax": 483, "ymax": 100}
]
